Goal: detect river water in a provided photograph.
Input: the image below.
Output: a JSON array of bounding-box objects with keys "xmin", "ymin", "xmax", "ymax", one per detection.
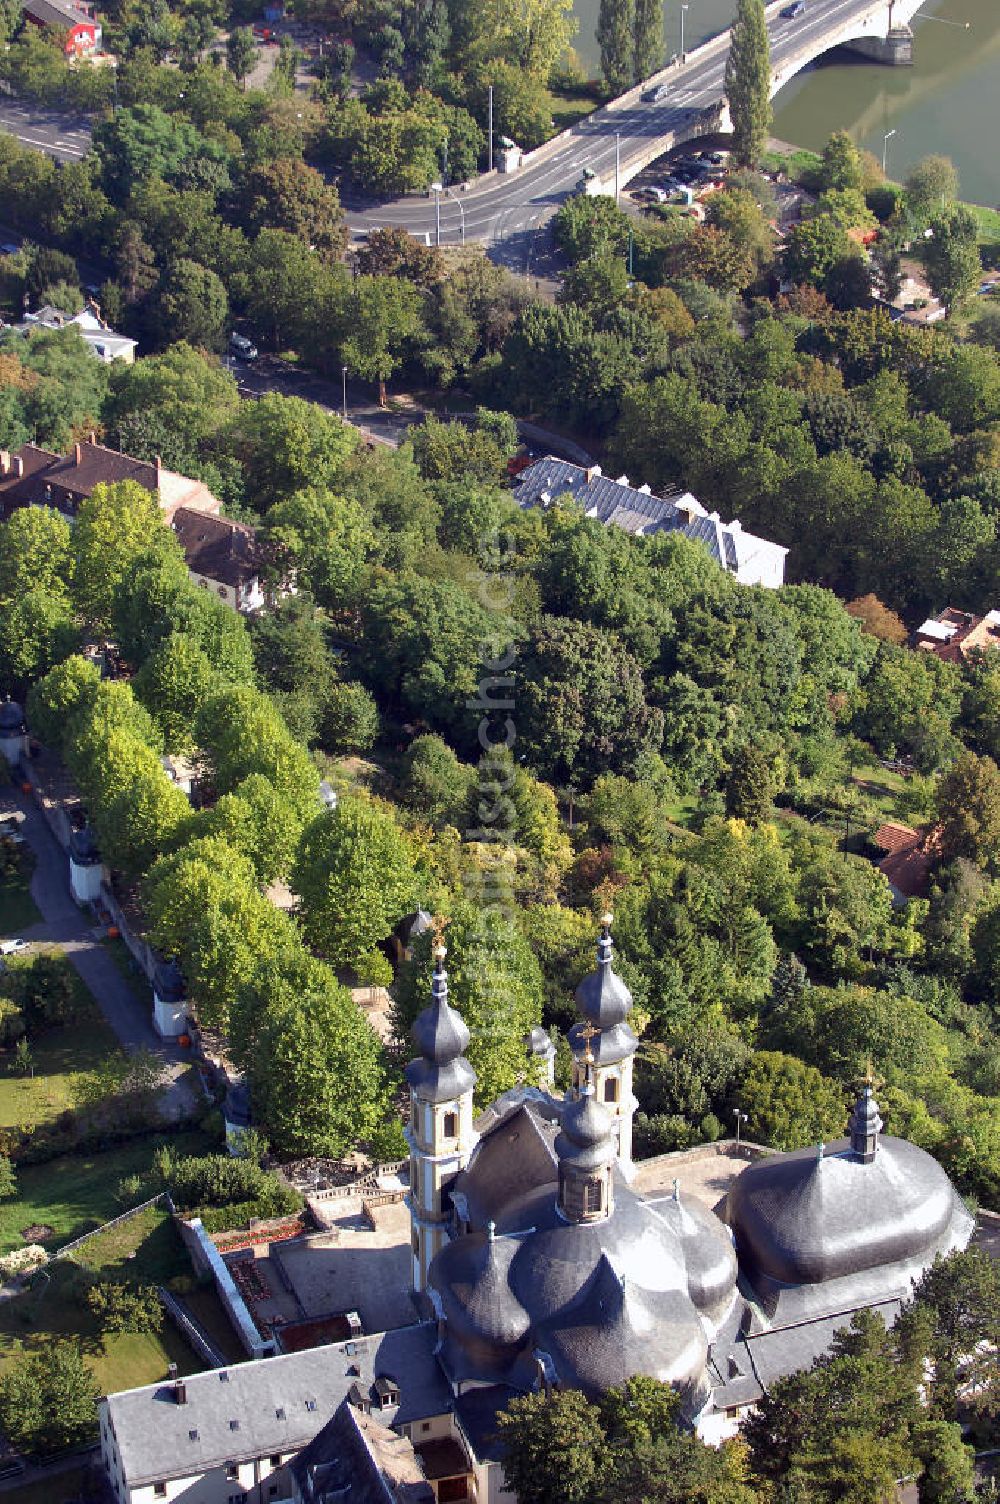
[{"xmin": 568, "ymin": 0, "xmax": 1000, "ymax": 207}]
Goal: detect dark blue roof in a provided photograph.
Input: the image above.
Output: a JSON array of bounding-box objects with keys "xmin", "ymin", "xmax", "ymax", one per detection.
[{"xmin": 513, "ymin": 458, "xmax": 734, "ymax": 572}]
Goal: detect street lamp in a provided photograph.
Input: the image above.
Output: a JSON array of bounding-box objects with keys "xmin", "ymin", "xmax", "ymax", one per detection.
[
  {"xmin": 882, "ymin": 127, "xmax": 897, "ymax": 175},
  {"xmin": 341, "ymin": 365, "xmax": 348, "ymax": 420},
  {"xmin": 680, "ymin": 2, "xmax": 689, "ymax": 62},
  {"xmin": 430, "ymin": 181, "xmax": 443, "ymax": 246},
  {"xmin": 615, "ymin": 131, "xmax": 620, "ymax": 203},
  {"xmin": 733, "ymin": 1108, "xmax": 748, "ymax": 1148}
]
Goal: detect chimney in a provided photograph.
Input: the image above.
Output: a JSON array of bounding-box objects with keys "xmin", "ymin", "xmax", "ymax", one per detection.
[
  {"xmin": 0, "ymin": 450, "xmax": 9, "ymax": 475},
  {"xmin": 74, "ymin": 442, "xmax": 82, "ymax": 466},
  {"xmin": 89, "ymin": 430, "xmax": 96, "ymax": 444},
  {"xmin": 14, "ymin": 457, "xmax": 23, "ymax": 478},
  {"xmin": 155, "ymin": 455, "xmax": 162, "ymax": 478},
  {"xmin": 168, "ymin": 1366, "xmax": 187, "ymax": 1405},
  {"xmin": 584, "ymin": 464, "xmax": 602, "ymax": 483}
]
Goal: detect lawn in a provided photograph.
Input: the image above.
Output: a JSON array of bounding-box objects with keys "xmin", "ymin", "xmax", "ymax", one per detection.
[
  {"xmin": 849, "ymin": 762, "xmax": 927, "ymax": 827},
  {"xmin": 547, "ymin": 83, "xmax": 602, "ymax": 135},
  {"xmin": 0, "ymin": 1260, "xmax": 200, "ymax": 1395},
  {"xmin": 0, "ymin": 1021, "xmax": 123, "ymax": 1134},
  {"xmin": 0, "ymin": 1183, "xmax": 208, "ymax": 1401},
  {"xmin": 0, "ymin": 1129, "xmax": 216, "ymax": 1255},
  {"xmin": 0, "ymin": 850, "xmax": 41, "ymax": 937}
]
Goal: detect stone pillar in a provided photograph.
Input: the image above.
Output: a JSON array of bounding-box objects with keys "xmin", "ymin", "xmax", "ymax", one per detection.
[{"xmin": 841, "ymin": 25, "xmax": 913, "ymax": 65}]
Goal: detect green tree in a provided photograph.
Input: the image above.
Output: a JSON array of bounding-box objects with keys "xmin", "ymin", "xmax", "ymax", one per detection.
[
  {"xmin": 818, "ymin": 130, "xmax": 865, "ymax": 192},
  {"xmin": 741, "ymin": 1049, "xmax": 845, "ymax": 1150},
  {"xmin": 937, "ymin": 752, "xmax": 1000, "ymax": 874},
  {"xmin": 632, "ymin": 0, "xmax": 662, "ymax": 80},
  {"xmin": 244, "ymin": 158, "xmax": 348, "ymax": 262},
  {"xmin": 153, "ymin": 258, "xmax": 229, "ymax": 351},
  {"xmin": 104, "ymin": 342, "xmax": 240, "ymax": 461},
  {"xmin": 520, "ymin": 616, "xmax": 663, "ymax": 790},
  {"xmin": 924, "ymin": 205, "xmax": 981, "ymax": 316},
  {"xmin": 195, "ymin": 684, "xmax": 319, "ymax": 818},
  {"xmin": 320, "ymin": 681, "xmax": 380, "ymax": 755},
  {"xmin": 72, "ymin": 479, "xmax": 175, "ymax": 629},
  {"xmin": 226, "ymin": 26, "xmax": 258, "ymax": 88},
  {"xmin": 402, "ymin": 734, "xmax": 474, "ymax": 828},
  {"xmin": 498, "ymin": 1388, "xmax": 608, "ymax": 1504},
  {"xmin": 597, "ymin": 0, "xmax": 635, "ymax": 93},
  {"xmin": 242, "ymin": 956, "xmax": 386, "ymax": 1157},
  {"xmin": 292, "ymin": 795, "xmax": 419, "ymax": 973},
  {"xmin": 725, "ymin": 742, "xmax": 776, "ymax": 825},
  {"xmin": 341, "ymin": 275, "xmax": 426, "ymax": 408},
  {"xmin": 0, "ymin": 505, "xmax": 72, "ymax": 600},
  {"xmin": 25, "ymin": 654, "xmax": 101, "ymax": 755},
  {"xmin": 0, "ymin": 1341, "xmax": 99, "ymax": 1453},
  {"xmin": 724, "ymin": 0, "xmax": 771, "ymax": 169},
  {"xmin": 220, "ymin": 394, "xmax": 358, "ymax": 515},
  {"xmin": 0, "ymin": 588, "xmax": 78, "ymax": 691},
  {"xmin": 132, "ymin": 632, "xmax": 218, "ymax": 750},
  {"xmin": 905, "ymin": 154, "xmax": 959, "ymax": 227},
  {"xmin": 263, "ymin": 487, "xmax": 375, "ymax": 609}
]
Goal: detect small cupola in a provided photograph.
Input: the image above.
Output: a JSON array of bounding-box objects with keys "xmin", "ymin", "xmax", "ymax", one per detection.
[
  {"xmin": 555, "ymin": 1032, "xmax": 616, "ymax": 1224},
  {"xmin": 849, "ymin": 1084, "xmax": 883, "ymax": 1165}
]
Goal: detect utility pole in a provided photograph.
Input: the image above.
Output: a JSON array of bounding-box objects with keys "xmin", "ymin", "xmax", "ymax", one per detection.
[
  {"xmin": 341, "ymin": 366, "xmax": 348, "ymax": 419},
  {"xmin": 615, "ymin": 131, "xmax": 620, "ymax": 202},
  {"xmin": 488, "ymin": 85, "xmax": 494, "ymax": 172},
  {"xmin": 733, "ymin": 1108, "xmax": 747, "ymax": 1148},
  {"xmin": 680, "ymin": 1, "xmax": 688, "ymax": 61}
]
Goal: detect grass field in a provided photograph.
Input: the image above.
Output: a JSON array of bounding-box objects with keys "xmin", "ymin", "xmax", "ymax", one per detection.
[
  {"xmin": 0, "ymin": 1021, "xmax": 123, "ymax": 1133},
  {"xmin": 547, "ymin": 84, "xmax": 601, "ymax": 135},
  {"xmin": 0, "ymin": 1199, "xmax": 203, "ymax": 1399},
  {"xmin": 0, "ymin": 1129, "xmax": 215, "ymax": 1255},
  {"xmin": 0, "ymin": 851, "xmax": 41, "ymax": 937}
]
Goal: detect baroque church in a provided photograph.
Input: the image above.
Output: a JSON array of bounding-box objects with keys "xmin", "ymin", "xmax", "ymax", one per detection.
[
  {"xmin": 100, "ymin": 919, "xmax": 976, "ymax": 1504},
  {"xmin": 407, "ymin": 917, "xmax": 974, "ymax": 1441}
]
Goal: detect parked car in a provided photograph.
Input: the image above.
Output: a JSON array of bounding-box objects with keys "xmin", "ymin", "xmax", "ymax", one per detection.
[
  {"xmin": 781, "ymin": 1, "xmax": 805, "ymax": 16},
  {"xmin": 647, "ymin": 187, "xmax": 669, "ymax": 203},
  {"xmin": 229, "ymin": 333, "xmax": 259, "ymax": 361},
  {"xmin": 0, "ymin": 939, "xmax": 29, "ymax": 955}
]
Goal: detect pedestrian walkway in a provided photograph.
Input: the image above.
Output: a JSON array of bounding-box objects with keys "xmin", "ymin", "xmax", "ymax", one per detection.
[{"xmin": 0, "ymin": 785, "xmax": 197, "ymax": 1119}]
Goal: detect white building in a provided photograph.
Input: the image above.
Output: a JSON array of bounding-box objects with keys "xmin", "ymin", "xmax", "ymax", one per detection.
[{"xmin": 513, "ymin": 457, "xmax": 788, "ymax": 588}]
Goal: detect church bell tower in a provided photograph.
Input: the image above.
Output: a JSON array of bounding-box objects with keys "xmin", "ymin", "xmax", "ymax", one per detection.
[
  {"xmin": 404, "ymin": 942, "xmax": 477, "ymax": 1293},
  {"xmin": 569, "ymin": 915, "xmax": 638, "ymax": 1176}
]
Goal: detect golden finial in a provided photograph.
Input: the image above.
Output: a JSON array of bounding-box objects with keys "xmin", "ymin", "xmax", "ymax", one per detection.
[
  {"xmin": 860, "ymin": 1058, "xmax": 884, "ymax": 1093},
  {"xmin": 577, "ymin": 1020, "xmax": 600, "ymax": 1066},
  {"xmin": 431, "ymin": 913, "xmax": 450, "ymax": 961}
]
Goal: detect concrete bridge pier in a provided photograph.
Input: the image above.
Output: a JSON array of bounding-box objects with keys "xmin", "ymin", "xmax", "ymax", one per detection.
[{"xmin": 841, "ymin": 24, "xmax": 913, "ymax": 65}]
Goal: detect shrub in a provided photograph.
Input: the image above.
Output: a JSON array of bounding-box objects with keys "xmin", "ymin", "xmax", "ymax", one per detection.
[{"xmin": 86, "ymin": 1281, "xmax": 163, "ymax": 1334}]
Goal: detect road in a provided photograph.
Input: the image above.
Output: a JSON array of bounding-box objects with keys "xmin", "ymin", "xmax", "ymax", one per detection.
[
  {"xmin": 0, "ymin": 99, "xmax": 91, "ymax": 161},
  {"xmin": 344, "ymin": 0, "xmax": 915, "ymax": 252},
  {"xmin": 0, "ymin": 0, "xmax": 906, "ymax": 261}
]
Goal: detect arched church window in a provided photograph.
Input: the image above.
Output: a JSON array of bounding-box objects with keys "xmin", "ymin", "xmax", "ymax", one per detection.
[
  {"xmin": 583, "ymin": 1177, "xmax": 605, "ymax": 1216},
  {"xmin": 443, "ymin": 1111, "xmax": 458, "ymax": 1139},
  {"xmin": 604, "ymin": 1078, "xmax": 619, "ymax": 1104}
]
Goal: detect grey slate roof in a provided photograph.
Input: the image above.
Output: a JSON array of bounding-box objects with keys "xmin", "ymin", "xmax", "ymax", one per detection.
[
  {"xmin": 288, "ymin": 1397, "xmax": 434, "ymax": 1504},
  {"xmin": 435, "ymin": 1099, "xmax": 740, "ymax": 1404},
  {"xmin": 724, "ymin": 1131, "xmax": 974, "ymax": 1328},
  {"xmin": 405, "ymin": 958, "xmax": 477, "ymax": 1105},
  {"xmin": 105, "ymin": 1325, "xmax": 451, "ymax": 1489}
]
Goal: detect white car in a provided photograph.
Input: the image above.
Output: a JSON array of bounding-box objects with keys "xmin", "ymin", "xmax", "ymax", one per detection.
[
  {"xmin": 229, "ymin": 333, "xmax": 259, "ymax": 361},
  {"xmin": 0, "ymin": 939, "xmax": 29, "ymax": 955}
]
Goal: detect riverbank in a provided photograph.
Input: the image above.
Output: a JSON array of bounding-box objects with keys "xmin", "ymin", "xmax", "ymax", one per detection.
[{"xmin": 763, "ymin": 138, "xmax": 1000, "ymax": 255}]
